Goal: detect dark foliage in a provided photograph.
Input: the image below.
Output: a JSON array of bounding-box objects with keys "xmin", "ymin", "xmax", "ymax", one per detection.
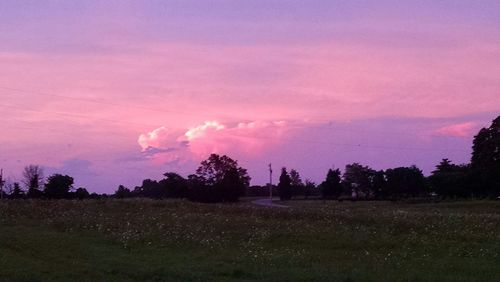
[
  {"xmin": 320, "ymin": 168, "xmax": 343, "ymax": 199},
  {"xmin": 245, "ymin": 185, "xmax": 278, "ymax": 197},
  {"xmin": 9, "ymin": 182, "xmax": 25, "ymax": 199},
  {"xmin": 133, "ymin": 179, "xmax": 161, "ymax": 198},
  {"xmin": 188, "ymin": 154, "xmax": 250, "ymax": 203},
  {"xmin": 278, "ymin": 167, "xmax": 292, "ymax": 201},
  {"xmin": 304, "ymin": 180, "xmax": 316, "ymax": 199},
  {"xmin": 23, "ymin": 165, "xmax": 44, "ymax": 198},
  {"xmin": 371, "ymin": 170, "xmax": 387, "ymax": 199},
  {"xmin": 159, "ymin": 172, "xmax": 188, "ymax": 198},
  {"xmin": 114, "ymin": 185, "xmax": 132, "ymax": 199},
  {"xmin": 73, "ymin": 187, "xmax": 90, "ymax": 200},
  {"xmin": 289, "ymin": 169, "xmax": 304, "ymax": 199},
  {"xmin": 385, "ymin": 166, "xmax": 426, "ymax": 198},
  {"xmin": 342, "ymin": 163, "xmax": 376, "ymax": 199},
  {"xmin": 44, "ymin": 174, "xmax": 74, "ymax": 199},
  {"xmin": 471, "ymin": 116, "xmax": 500, "ymax": 197}
]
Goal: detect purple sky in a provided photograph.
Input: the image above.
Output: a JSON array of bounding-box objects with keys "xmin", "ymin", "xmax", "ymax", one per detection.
[{"xmin": 1, "ymin": 1, "xmax": 500, "ymax": 193}]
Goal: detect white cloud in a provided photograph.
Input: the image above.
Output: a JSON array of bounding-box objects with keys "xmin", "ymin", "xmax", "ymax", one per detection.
[{"xmin": 138, "ymin": 120, "xmax": 288, "ymax": 162}]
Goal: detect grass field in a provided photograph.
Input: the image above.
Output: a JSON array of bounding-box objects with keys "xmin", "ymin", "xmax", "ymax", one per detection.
[{"xmin": 0, "ymin": 199, "xmax": 498, "ymax": 281}]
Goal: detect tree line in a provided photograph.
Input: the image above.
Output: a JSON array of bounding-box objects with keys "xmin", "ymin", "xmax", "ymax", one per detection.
[
  {"xmin": 1, "ymin": 116, "xmax": 499, "ymax": 202},
  {"xmin": 0, "ymin": 165, "xmax": 97, "ymax": 200}
]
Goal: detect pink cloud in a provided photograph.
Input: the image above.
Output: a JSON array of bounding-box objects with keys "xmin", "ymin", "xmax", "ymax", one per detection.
[
  {"xmin": 436, "ymin": 122, "xmax": 477, "ymax": 137},
  {"xmin": 184, "ymin": 120, "xmax": 287, "ymax": 158},
  {"xmin": 138, "ymin": 120, "xmax": 288, "ymax": 163},
  {"xmin": 138, "ymin": 126, "xmax": 182, "ymax": 151}
]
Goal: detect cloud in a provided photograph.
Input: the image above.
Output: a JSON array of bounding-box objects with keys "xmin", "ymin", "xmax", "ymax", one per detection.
[
  {"xmin": 183, "ymin": 120, "xmax": 287, "ymax": 158},
  {"xmin": 137, "ymin": 126, "xmax": 185, "ymax": 152},
  {"xmin": 138, "ymin": 120, "xmax": 288, "ymax": 162},
  {"xmin": 436, "ymin": 122, "xmax": 477, "ymax": 137}
]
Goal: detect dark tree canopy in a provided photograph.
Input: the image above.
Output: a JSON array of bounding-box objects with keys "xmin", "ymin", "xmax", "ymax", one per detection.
[
  {"xmin": 303, "ymin": 179, "xmax": 316, "ymax": 199},
  {"xmin": 385, "ymin": 166, "xmax": 426, "ymax": 198},
  {"xmin": 73, "ymin": 187, "xmax": 90, "ymax": 200},
  {"xmin": 472, "ymin": 116, "xmax": 500, "ymax": 168},
  {"xmin": 342, "ymin": 163, "xmax": 376, "ymax": 198},
  {"xmin": 320, "ymin": 168, "xmax": 342, "ymax": 199},
  {"xmin": 289, "ymin": 169, "xmax": 304, "ymax": 198},
  {"xmin": 159, "ymin": 172, "xmax": 188, "ymax": 198},
  {"xmin": 188, "ymin": 154, "xmax": 250, "ymax": 202},
  {"xmin": 429, "ymin": 159, "xmax": 472, "ymax": 198},
  {"xmin": 133, "ymin": 179, "xmax": 161, "ymax": 198},
  {"xmin": 10, "ymin": 182, "xmax": 24, "ymax": 199},
  {"xmin": 23, "ymin": 165, "xmax": 44, "ymax": 198},
  {"xmin": 114, "ymin": 185, "xmax": 132, "ymax": 199},
  {"xmin": 278, "ymin": 167, "xmax": 292, "ymax": 201},
  {"xmin": 471, "ymin": 116, "xmax": 500, "ymax": 196},
  {"xmin": 44, "ymin": 174, "xmax": 74, "ymax": 199},
  {"xmin": 371, "ymin": 170, "xmax": 387, "ymax": 199}
]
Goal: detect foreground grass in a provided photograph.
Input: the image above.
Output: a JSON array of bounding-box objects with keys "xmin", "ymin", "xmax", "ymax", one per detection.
[{"xmin": 0, "ymin": 199, "xmax": 498, "ymax": 281}]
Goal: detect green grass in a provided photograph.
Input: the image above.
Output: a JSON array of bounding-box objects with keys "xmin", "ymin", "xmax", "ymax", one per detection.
[{"xmin": 0, "ymin": 199, "xmax": 498, "ymax": 281}]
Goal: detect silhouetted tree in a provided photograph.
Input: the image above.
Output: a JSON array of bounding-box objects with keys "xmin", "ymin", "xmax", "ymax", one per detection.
[
  {"xmin": 114, "ymin": 185, "xmax": 132, "ymax": 199},
  {"xmin": 9, "ymin": 182, "xmax": 24, "ymax": 199},
  {"xmin": 342, "ymin": 163, "xmax": 376, "ymax": 199},
  {"xmin": 304, "ymin": 179, "xmax": 316, "ymax": 199},
  {"xmin": 159, "ymin": 172, "xmax": 188, "ymax": 198},
  {"xmin": 188, "ymin": 154, "xmax": 250, "ymax": 202},
  {"xmin": 471, "ymin": 116, "xmax": 500, "ymax": 197},
  {"xmin": 385, "ymin": 166, "xmax": 426, "ymax": 198},
  {"xmin": 23, "ymin": 165, "xmax": 44, "ymax": 198},
  {"xmin": 134, "ymin": 179, "xmax": 161, "ymax": 198},
  {"xmin": 320, "ymin": 168, "xmax": 342, "ymax": 199},
  {"xmin": 372, "ymin": 170, "xmax": 388, "ymax": 199},
  {"xmin": 289, "ymin": 169, "xmax": 303, "ymax": 198},
  {"xmin": 429, "ymin": 159, "xmax": 473, "ymax": 198},
  {"xmin": 278, "ymin": 167, "xmax": 292, "ymax": 201},
  {"xmin": 73, "ymin": 187, "xmax": 90, "ymax": 200},
  {"xmin": 44, "ymin": 174, "xmax": 74, "ymax": 199}
]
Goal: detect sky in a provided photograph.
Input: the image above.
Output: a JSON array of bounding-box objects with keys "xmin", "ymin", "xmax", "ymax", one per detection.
[{"xmin": 1, "ymin": 0, "xmax": 500, "ymax": 193}]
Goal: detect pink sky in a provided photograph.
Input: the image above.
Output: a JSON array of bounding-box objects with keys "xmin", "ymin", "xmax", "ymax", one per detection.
[{"xmin": 1, "ymin": 1, "xmax": 500, "ymax": 193}]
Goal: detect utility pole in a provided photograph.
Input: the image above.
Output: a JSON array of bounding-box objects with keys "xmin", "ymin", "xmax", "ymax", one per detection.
[{"xmin": 268, "ymin": 163, "xmax": 273, "ymax": 200}]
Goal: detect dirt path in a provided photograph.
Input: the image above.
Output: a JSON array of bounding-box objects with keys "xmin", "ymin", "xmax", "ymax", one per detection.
[{"xmin": 251, "ymin": 198, "xmax": 289, "ymax": 208}]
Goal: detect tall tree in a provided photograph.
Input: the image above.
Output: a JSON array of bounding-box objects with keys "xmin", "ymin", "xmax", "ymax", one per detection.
[
  {"xmin": 289, "ymin": 169, "xmax": 303, "ymax": 198},
  {"xmin": 321, "ymin": 168, "xmax": 342, "ymax": 199},
  {"xmin": 23, "ymin": 165, "xmax": 44, "ymax": 198},
  {"xmin": 44, "ymin": 174, "xmax": 74, "ymax": 199},
  {"xmin": 278, "ymin": 167, "xmax": 292, "ymax": 201},
  {"xmin": 9, "ymin": 182, "xmax": 24, "ymax": 199},
  {"xmin": 114, "ymin": 185, "xmax": 132, "ymax": 199},
  {"xmin": 471, "ymin": 116, "xmax": 500, "ymax": 197},
  {"xmin": 134, "ymin": 179, "xmax": 161, "ymax": 198},
  {"xmin": 429, "ymin": 159, "xmax": 472, "ymax": 198},
  {"xmin": 371, "ymin": 170, "xmax": 388, "ymax": 199},
  {"xmin": 342, "ymin": 163, "xmax": 375, "ymax": 199},
  {"xmin": 188, "ymin": 154, "xmax": 250, "ymax": 202},
  {"xmin": 159, "ymin": 172, "xmax": 188, "ymax": 198},
  {"xmin": 73, "ymin": 187, "xmax": 90, "ymax": 200},
  {"xmin": 304, "ymin": 179, "xmax": 316, "ymax": 199},
  {"xmin": 385, "ymin": 166, "xmax": 426, "ymax": 198}
]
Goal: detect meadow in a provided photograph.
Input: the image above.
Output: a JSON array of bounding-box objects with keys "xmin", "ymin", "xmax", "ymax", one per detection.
[{"xmin": 0, "ymin": 199, "xmax": 498, "ymax": 281}]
